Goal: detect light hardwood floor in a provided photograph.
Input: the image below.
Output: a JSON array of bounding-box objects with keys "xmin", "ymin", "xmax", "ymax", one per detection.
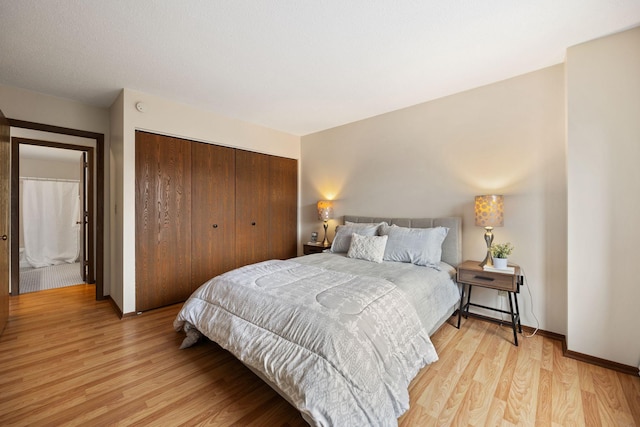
[{"xmin": 1, "ymin": 285, "xmax": 638, "ymax": 426}]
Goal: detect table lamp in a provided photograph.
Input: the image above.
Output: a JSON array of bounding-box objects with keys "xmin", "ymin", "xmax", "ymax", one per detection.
[{"xmin": 316, "ymin": 200, "xmax": 334, "ymax": 246}]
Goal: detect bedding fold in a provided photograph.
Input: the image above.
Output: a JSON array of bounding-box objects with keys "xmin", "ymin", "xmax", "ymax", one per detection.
[{"xmin": 174, "ymin": 259, "xmax": 439, "ymax": 426}]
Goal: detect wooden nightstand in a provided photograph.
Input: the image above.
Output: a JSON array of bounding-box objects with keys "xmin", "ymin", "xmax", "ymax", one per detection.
[
  {"xmin": 456, "ymin": 260, "xmax": 523, "ymax": 346},
  {"xmin": 303, "ymin": 242, "xmax": 331, "ymax": 255}
]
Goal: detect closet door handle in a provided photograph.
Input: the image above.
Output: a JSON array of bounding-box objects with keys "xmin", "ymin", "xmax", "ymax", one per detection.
[
  {"xmin": 251, "ymin": 222, "xmax": 256, "ymax": 226},
  {"xmin": 1, "ymin": 235, "xmax": 7, "ymax": 241},
  {"xmin": 212, "ymin": 224, "xmax": 218, "ymax": 228}
]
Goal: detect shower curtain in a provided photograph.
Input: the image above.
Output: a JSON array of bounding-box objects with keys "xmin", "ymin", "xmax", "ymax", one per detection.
[{"xmin": 22, "ymin": 179, "xmax": 80, "ymax": 268}]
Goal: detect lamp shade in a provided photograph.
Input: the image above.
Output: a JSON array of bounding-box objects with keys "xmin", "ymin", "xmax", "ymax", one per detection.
[
  {"xmin": 317, "ymin": 200, "xmax": 334, "ymax": 221},
  {"xmin": 474, "ymin": 195, "xmax": 504, "ymax": 227}
]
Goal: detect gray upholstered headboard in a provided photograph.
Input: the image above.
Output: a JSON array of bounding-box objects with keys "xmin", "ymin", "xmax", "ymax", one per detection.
[{"xmin": 342, "ymin": 216, "xmax": 462, "ymax": 267}]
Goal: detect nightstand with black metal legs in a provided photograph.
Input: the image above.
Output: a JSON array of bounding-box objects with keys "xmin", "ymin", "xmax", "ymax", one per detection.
[{"xmin": 456, "ymin": 260, "xmax": 523, "ymax": 346}]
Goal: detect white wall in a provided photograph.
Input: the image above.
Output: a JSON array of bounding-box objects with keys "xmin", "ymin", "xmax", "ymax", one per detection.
[
  {"xmin": 0, "ymin": 84, "xmax": 111, "ymax": 295},
  {"xmin": 301, "ymin": 65, "xmax": 568, "ymax": 335},
  {"xmin": 19, "ymin": 155, "xmax": 80, "ymax": 178},
  {"xmin": 566, "ymin": 27, "xmax": 640, "ymax": 367},
  {"xmin": 111, "ymin": 89, "xmax": 301, "ymax": 314},
  {"xmin": 0, "ymin": 84, "xmax": 110, "ymax": 134}
]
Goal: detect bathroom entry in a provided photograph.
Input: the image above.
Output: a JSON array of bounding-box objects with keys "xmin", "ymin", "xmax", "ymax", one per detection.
[{"xmin": 14, "ymin": 140, "xmax": 94, "ymax": 294}]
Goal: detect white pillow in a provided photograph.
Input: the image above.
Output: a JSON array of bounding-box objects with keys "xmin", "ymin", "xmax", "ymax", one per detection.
[
  {"xmin": 380, "ymin": 224, "xmax": 449, "ymax": 269},
  {"xmin": 330, "ymin": 223, "xmax": 382, "ymax": 253},
  {"xmin": 347, "ymin": 233, "xmax": 388, "ymax": 263}
]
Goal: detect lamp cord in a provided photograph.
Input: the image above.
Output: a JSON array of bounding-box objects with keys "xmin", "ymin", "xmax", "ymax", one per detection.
[
  {"xmin": 520, "ymin": 267, "xmax": 540, "ymax": 338},
  {"xmin": 497, "ymin": 266, "xmax": 540, "ymax": 338}
]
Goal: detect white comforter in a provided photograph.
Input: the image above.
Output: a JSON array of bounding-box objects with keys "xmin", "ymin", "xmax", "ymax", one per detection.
[{"xmin": 174, "ymin": 259, "xmax": 439, "ymax": 426}]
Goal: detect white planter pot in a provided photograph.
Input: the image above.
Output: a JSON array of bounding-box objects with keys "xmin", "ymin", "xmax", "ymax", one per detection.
[{"xmin": 492, "ymin": 257, "xmax": 508, "ymax": 269}]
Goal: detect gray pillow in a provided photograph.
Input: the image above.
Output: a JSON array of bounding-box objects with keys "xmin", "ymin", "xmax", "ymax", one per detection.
[
  {"xmin": 380, "ymin": 224, "xmax": 449, "ymax": 268},
  {"xmin": 331, "ymin": 223, "xmax": 381, "ymax": 253},
  {"xmin": 347, "ymin": 233, "xmax": 388, "ymax": 263},
  {"xmin": 344, "ymin": 221, "xmax": 388, "ymax": 230}
]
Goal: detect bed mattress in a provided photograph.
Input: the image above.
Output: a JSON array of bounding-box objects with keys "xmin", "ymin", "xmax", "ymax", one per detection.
[
  {"xmin": 174, "ymin": 254, "xmax": 460, "ymax": 426},
  {"xmin": 294, "ymin": 253, "xmax": 460, "ymax": 334}
]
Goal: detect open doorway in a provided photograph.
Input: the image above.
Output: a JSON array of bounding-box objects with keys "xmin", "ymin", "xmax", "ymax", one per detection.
[
  {"xmin": 8, "ymin": 119, "xmax": 104, "ymax": 300},
  {"xmin": 16, "ymin": 142, "xmax": 93, "ymax": 294}
]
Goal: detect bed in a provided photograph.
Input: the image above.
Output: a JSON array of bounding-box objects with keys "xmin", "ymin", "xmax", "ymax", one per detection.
[{"xmin": 174, "ymin": 216, "xmax": 462, "ymax": 426}]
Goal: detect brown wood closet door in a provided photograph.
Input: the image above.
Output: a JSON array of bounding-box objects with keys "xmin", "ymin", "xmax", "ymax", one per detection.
[
  {"xmin": 0, "ymin": 109, "xmax": 9, "ymax": 335},
  {"xmin": 191, "ymin": 142, "xmax": 236, "ymax": 289},
  {"xmin": 235, "ymin": 150, "xmax": 270, "ymax": 267},
  {"xmin": 135, "ymin": 132, "xmax": 192, "ymax": 312},
  {"xmin": 269, "ymin": 156, "xmax": 298, "ymax": 260}
]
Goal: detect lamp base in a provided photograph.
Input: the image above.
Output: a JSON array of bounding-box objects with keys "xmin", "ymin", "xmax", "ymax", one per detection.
[
  {"xmin": 479, "ymin": 227, "xmax": 494, "ymax": 267},
  {"xmin": 322, "ymin": 222, "xmax": 330, "ymax": 246},
  {"xmin": 479, "ymin": 250, "xmax": 494, "ymax": 267}
]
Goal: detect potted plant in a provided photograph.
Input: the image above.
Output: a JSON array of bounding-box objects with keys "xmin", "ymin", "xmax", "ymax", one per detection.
[{"xmin": 491, "ymin": 242, "xmax": 514, "ymax": 269}]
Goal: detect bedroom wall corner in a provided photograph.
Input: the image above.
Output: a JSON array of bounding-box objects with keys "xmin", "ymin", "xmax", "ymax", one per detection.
[
  {"xmin": 300, "ymin": 65, "xmax": 568, "ymax": 336},
  {"xmin": 108, "ymin": 90, "xmax": 125, "ymax": 313},
  {"xmin": 566, "ymin": 26, "xmax": 640, "ymax": 367}
]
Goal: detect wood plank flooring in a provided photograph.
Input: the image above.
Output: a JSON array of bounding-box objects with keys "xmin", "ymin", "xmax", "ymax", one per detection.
[{"xmin": 1, "ymin": 285, "xmax": 638, "ymax": 426}]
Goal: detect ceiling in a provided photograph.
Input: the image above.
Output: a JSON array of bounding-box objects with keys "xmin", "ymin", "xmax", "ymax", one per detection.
[{"xmin": 1, "ymin": 1, "xmax": 639, "ymax": 136}]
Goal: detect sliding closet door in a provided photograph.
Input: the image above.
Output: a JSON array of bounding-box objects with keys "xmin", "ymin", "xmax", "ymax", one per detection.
[
  {"xmin": 191, "ymin": 142, "xmax": 236, "ymax": 289},
  {"xmin": 235, "ymin": 150, "xmax": 270, "ymax": 267},
  {"xmin": 269, "ymin": 156, "xmax": 298, "ymax": 260},
  {"xmin": 135, "ymin": 131, "xmax": 192, "ymax": 311}
]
